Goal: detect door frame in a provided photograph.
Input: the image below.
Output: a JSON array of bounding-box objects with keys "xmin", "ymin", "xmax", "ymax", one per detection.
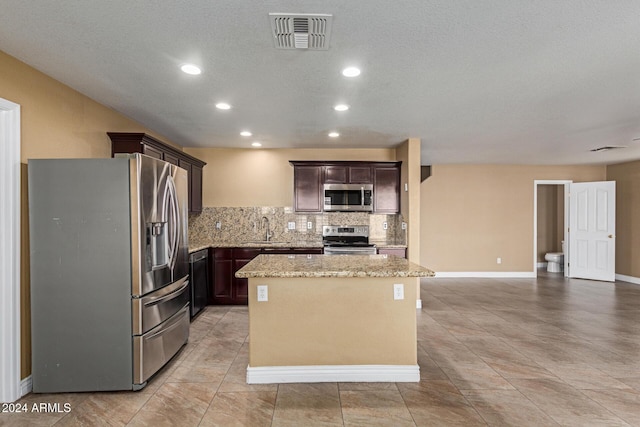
[
  {"xmin": 533, "ymin": 180, "xmax": 571, "ymax": 277},
  {"xmin": 0, "ymin": 97, "xmax": 21, "ymax": 403}
]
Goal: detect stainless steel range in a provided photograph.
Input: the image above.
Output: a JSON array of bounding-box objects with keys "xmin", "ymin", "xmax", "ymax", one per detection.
[{"xmin": 322, "ymin": 225, "xmax": 378, "ymax": 255}]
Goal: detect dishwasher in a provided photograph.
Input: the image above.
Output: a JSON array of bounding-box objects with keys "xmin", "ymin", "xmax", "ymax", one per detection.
[{"xmin": 189, "ymin": 249, "xmax": 209, "ymax": 319}]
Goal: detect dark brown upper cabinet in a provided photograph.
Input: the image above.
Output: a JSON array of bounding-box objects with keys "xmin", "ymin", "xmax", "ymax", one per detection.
[
  {"xmin": 348, "ymin": 166, "xmax": 373, "ymax": 184},
  {"xmin": 290, "ymin": 161, "xmax": 401, "ymax": 213},
  {"xmin": 292, "ymin": 165, "xmax": 323, "ymax": 212},
  {"xmin": 373, "ymin": 166, "xmax": 401, "ymax": 213},
  {"xmin": 108, "ymin": 132, "xmax": 206, "ymax": 213},
  {"xmin": 323, "ymin": 165, "xmax": 348, "ymax": 184},
  {"xmin": 324, "ymin": 165, "xmax": 372, "ymax": 184}
]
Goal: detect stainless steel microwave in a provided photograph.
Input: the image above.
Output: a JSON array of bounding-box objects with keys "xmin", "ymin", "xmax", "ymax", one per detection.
[{"xmin": 323, "ymin": 183, "xmax": 373, "ymax": 212}]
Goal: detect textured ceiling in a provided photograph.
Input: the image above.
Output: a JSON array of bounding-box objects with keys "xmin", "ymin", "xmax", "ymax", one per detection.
[{"xmin": 1, "ymin": 1, "xmax": 640, "ymax": 165}]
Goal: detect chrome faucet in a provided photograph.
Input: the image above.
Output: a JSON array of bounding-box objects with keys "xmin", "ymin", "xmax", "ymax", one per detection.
[{"xmin": 261, "ymin": 216, "xmax": 272, "ymax": 241}]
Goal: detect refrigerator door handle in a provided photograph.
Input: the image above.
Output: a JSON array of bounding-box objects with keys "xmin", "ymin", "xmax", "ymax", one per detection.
[
  {"xmin": 143, "ymin": 279, "xmax": 189, "ymax": 308},
  {"xmin": 163, "ymin": 175, "xmax": 180, "ymax": 274},
  {"xmin": 169, "ymin": 175, "xmax": 180, "ymax": 272}
]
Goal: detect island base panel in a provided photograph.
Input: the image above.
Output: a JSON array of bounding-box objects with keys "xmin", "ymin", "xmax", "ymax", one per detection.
[{"xmin": 248, "ymin": 277, "xmax": 418, "ymax": 370}]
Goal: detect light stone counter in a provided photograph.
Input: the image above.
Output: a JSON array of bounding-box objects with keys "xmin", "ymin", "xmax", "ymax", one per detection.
[
  {"xmin": 189, "ymin": 240, "xmax": 323, "ymax": 253},
  {"xmin": 188, "ymin": 242, "xmax": 212, "ymax": 253},
  {"xmin": 373, "ymin": 244, "xmax": 407, "ymax": 249},
  {"xmin": 189, "ymin": 241, "xmax": 405, "ymax": 253},
  {"xmin": 235, "ymin": 254, "xmax": 434, "ymax": 279}
]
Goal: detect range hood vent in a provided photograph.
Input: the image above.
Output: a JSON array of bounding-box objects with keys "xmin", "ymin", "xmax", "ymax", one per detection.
[{"xmin": 269, "ymin": 13, "xmax": 333, "ymax": 50}]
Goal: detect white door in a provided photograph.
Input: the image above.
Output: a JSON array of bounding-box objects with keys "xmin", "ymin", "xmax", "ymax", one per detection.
[{"xmin": 569, "ymin": 181, "xmax": 616, "ymax": 281}]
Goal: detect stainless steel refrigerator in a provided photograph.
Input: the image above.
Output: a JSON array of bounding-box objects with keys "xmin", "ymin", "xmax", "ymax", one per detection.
[{"xmin": 28, "ymin": 154, "xmax": 190, "ymax": 392}]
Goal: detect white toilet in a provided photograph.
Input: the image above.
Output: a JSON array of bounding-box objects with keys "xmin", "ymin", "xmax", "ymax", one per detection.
[{"xmin": 545, "ymin": 241, "xmax": 565, "ymax": 273}]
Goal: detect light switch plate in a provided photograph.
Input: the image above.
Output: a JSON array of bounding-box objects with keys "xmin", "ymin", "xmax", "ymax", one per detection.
[
  {"xmin": 287, "ymin": 221, "xmax": 296, "ymax": 230},
  {"xmin": 393, "ymin": 284, "xmax": 404, "ymax": 300},
  {"xmin": 257, "ymin": 285, "xmax": 268, "ymax": 302}
]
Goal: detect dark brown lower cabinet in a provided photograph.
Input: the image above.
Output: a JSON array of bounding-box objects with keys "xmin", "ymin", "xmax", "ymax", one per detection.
[
  {"xmin": 210, "ymin": 248, "xmax": 233, "ymax": 304},
  {"xmin": 209, "ymin": 247, "xmax": 323, "ymax": 305},
  {"xmin": 232, "ymin": 248, "xmax": 261, "ymax": 304}
]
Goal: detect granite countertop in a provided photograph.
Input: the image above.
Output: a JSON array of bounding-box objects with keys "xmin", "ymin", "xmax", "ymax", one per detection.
[
  {"xmin": 372, "ymin": 243, "xmax": 407, "ymax": 249},
  {"xmin": 189, "ymin": 240, "xmax": 323, "ymax": 253},
  {"xmin": 189, "ymin": 242, "xmax": 213, "ymax": 253},
  {"xmin": 189, "ymin": 241, "xmax": 405, "ymax": 253},
  {"xmin": 235, "ymin": 254, "xmax": 435, "ymax": 278}
]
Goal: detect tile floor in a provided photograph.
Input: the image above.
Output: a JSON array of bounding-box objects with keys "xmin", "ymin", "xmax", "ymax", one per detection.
[{"xmin": 2, "ymin": 271, "xmax": 640, "ymax": 426}]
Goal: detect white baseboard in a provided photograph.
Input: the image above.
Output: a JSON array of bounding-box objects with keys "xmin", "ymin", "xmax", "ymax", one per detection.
[
  {"xmin": 616, "ymin": 274, "xmax": 640, "ymax": 285},
  {"xmin": 21, "ymin": 376, "xmax": 32, "ymax": 397},
  {"xmin": 434, "ymin": 272, "xmax": 536, "ymax": 278},
  {"xmin": 416, "ymin": 299, "xmax": 422, "ymax": 309},
  {"xmin": 246, "ymin": 364, "xmax": 420, "ymax": 384}
]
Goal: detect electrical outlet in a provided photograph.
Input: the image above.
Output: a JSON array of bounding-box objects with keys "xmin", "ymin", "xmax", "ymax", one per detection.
[
  {"xmin": 401, "ymin": 222, "xmax": 407, "ymax": 230},
  {"xmin": 215, "ymin": 221, "xmax": 221, "ymax": 229},
  {"xmin": 257, "ymin": 285, "xmax": 268, "ymax": 302},
  {"xmin": 497, "ymin": 257, "xmax": 502, "ymax": 264},
  {"xmin": 383, "ymin": 222, "xmax": 388, "ymax": 230},
  {"xmin": 287, "ymin": 221, "xmax": 296, "ymax": 230},
  {"xmin": 394, "ymin": 284, "xmax": 404, "ymax": 300},
  {"xmin": 307, "ymin": 221, "xmax": 313, "ymax": 230}
]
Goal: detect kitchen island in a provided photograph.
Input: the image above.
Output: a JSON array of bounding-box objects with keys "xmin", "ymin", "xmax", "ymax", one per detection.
[{"xmin": 236, "ymin": 254, "xmax": 434, "ymax": 384}]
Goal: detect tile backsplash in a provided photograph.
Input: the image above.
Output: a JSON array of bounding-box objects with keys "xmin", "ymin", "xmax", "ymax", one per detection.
[{"xmin": 189, "ymin": 207, "xmax": 406, "ymax": 246}]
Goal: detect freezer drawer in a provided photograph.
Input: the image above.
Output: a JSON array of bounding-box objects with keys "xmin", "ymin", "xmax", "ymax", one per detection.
[
  {"xmin": 133, "ymin": 303, "xmax": 189, "ymax": 385},
  {"xmin": 133, "ymin": 276, "xmax": 190, "ymax": 335}
]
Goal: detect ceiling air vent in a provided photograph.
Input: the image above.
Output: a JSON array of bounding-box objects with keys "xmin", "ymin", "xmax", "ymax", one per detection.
[{"xmin": 269, "ymin": 13, "xmax": 333, "ymax": 50}]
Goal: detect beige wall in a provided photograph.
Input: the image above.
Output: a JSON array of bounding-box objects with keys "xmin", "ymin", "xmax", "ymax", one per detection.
[
  {"xmin": 183, "ymin": 147, "xmax": 396, "ymax": 207},
  {"xmin": 536, "ymin": 185, "xmax": 565, "ymax": 262},
  {"xmin": 420, "ymin": 164, "xmax": 605, "ymax": 272},
  {"xmin": 607, "ymin": 160, "xmax": 640, "ymax": 278},
  {"xmin": 1, "ymin": 49, "xmax": 180, "ymax": 379},
  {"xmin": 395, "ymin": 138, "xmax": 421, "ymax": 265},
  {"xmin": 248, "ymin": 277, "xmax": 417, "ymax": 367}
]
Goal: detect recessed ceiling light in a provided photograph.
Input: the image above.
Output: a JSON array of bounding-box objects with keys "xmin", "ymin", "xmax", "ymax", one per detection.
[
  {"xmin": 215, "ymin": 102, "xmax": 231, "ymax": 110},
  {"xmin": 334, "ymin": 104, "xmax": 349, "ymax": 111},
  {"xmin": 181, "ymin": 64, "xmax": 201, "ymax": 75},
  {"xmin": 328, "ymin": 132, "xmax": 340, "ymax": 138},
  {"xmin": 240, "ymin": 131, "xmax": 252, "ymax": 137},
  {"xmin": 342, "ymin": 67, "xmax": 361, "ymax": 77},
  {"xmin": 251, "ymin": 142, "xmax": 262, "ymax": 147}
]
